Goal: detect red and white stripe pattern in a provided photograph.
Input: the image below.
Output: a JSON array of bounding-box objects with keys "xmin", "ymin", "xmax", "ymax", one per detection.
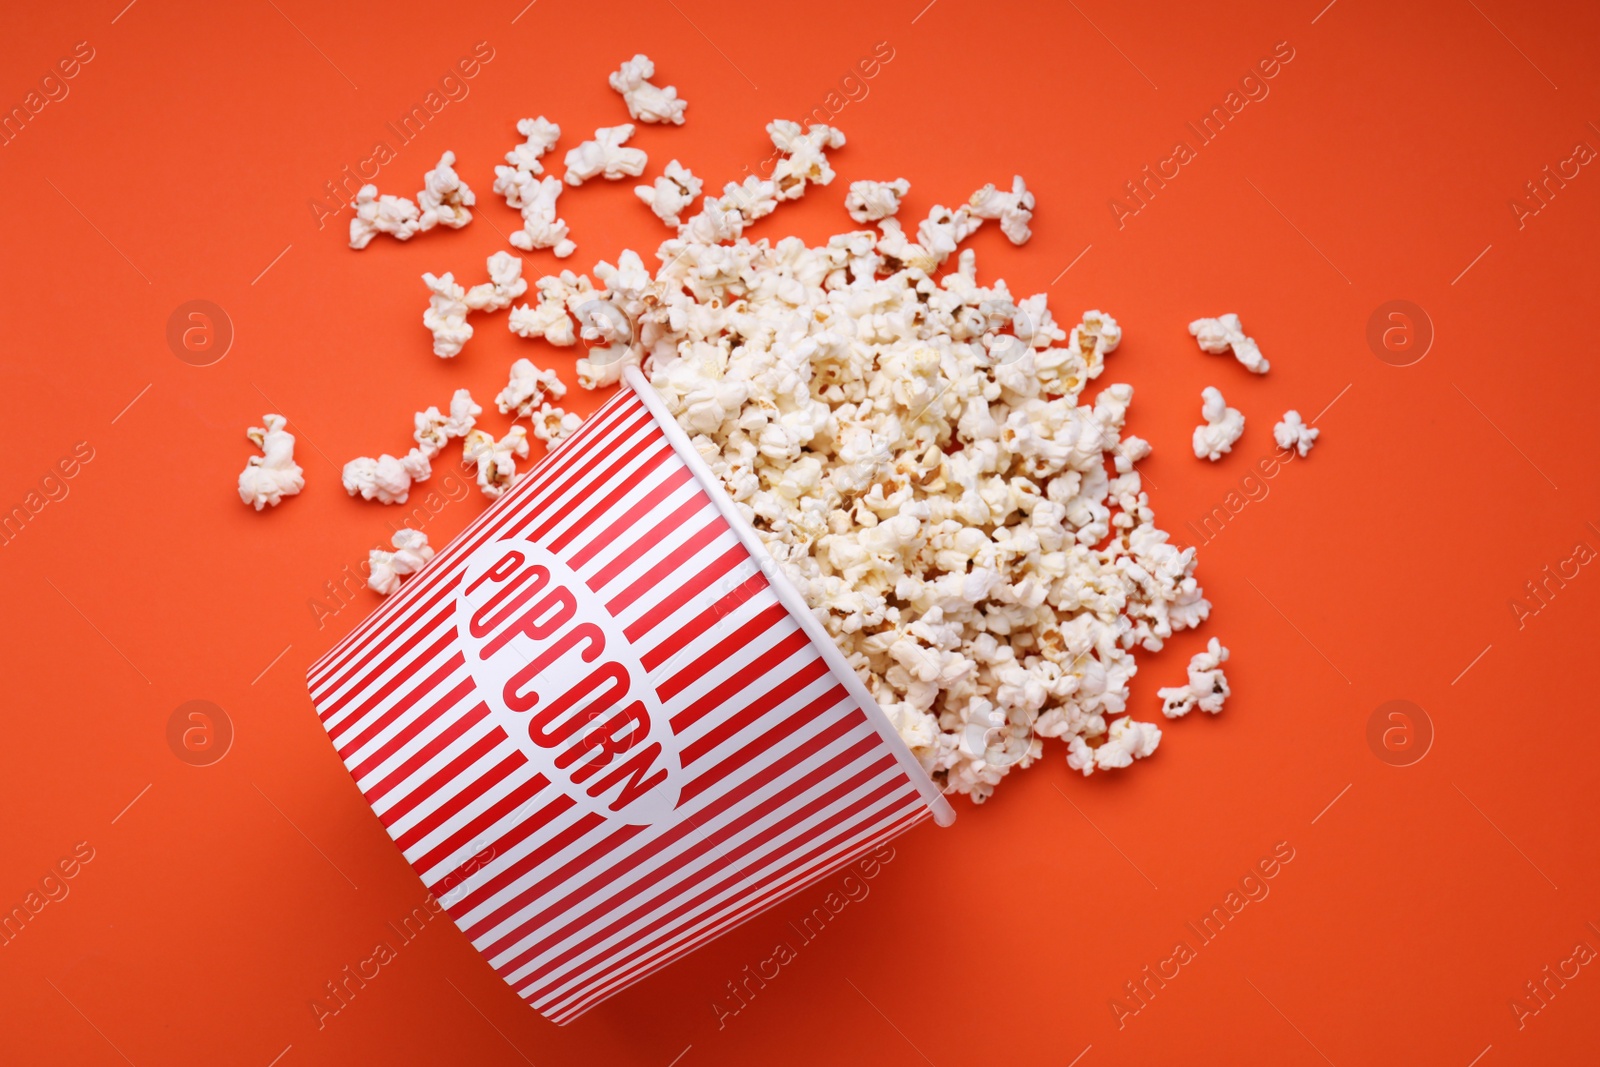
[{"xmin": 306, "ymin": 383, "xmax": 940, "ymax": 1023}]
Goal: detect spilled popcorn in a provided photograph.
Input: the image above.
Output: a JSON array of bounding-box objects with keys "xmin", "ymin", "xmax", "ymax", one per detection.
[
  {"xmin": 1192, "ymin": 386, "xmax": 1244, "ymax": 461},
  {"xmin": 238, "ymin": 414, "xmax": 304, "ymax": 510},
  {"xmin": 367, "ymin": 529, "xmax": 434, "ymax": 595},
  {"xmin": 501, "ymin": 128, "xmax": 1213, "ymax": 799},
  {"xmin": 1189, "ymin": 313, "xmax": 1268, "ymax": 374}
]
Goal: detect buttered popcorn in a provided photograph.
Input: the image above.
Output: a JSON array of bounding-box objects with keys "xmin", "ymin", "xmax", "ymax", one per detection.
[{"xmin": 525, "ymin": 147, "xmax": 1212, "ymax": 799}]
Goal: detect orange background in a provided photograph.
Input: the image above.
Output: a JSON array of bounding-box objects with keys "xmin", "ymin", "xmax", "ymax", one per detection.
[{"xmin": 3, "ymin": 0, "xmax": 1598, "ymax": 1064}]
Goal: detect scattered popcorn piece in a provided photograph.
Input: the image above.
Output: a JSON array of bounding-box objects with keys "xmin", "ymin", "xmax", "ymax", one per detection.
[
  {"xmin": 349, "ymin": 184, "xmax": 421, "ymax": 249},
  {"xmin": 529, "ymin": 402, "xmax": 582, "ymax": 445},
  {"xmin": 1092, "ymin": 717, "xmax": 1163, "ymax": 771},
  {"xmin": 502, "ymin": 116, "xmax": 561, "ymax": 175},
  {"xmin": 968, "ymin": 175, "xmax": 1035, "ymax": 245},
  {"xmin": 341, "ymin": 448, "xmax": 432, "ymax": 505},
  {"xmin": 413, "ymin": 388, "xmax": 481, "ymax": 457},
  {"xmin": 237, "ymin": 414, "xmax": 304, "ymax": 510},
  {"xmin": 1189, "ymin": 313, "xmax": 1268, "ymax": 374},
  {"xmin": 607, "ymin": 53, "xmax": 687, "ymax": 125},
  {"xmin": 1192, "ymin": 386, "xmax": 1244, "ymax": 461},
  {"xmin": 767, "ymin": 120, "xmax": 845, "ymax": 199},
  {"xmin": 422, "ymin": 272, "xmax": 473, "ymax": 357},
  {"xmin": 1273, "ymin": 409, "xmax": 1319, "ymax": 457},
  {"xmin": 564, "ymin": 125, "xmax": 648, "ymax": 186},
  {"xmin": 417, "ymin": 151, "xmax": 475, "ymax": 232},
  {"xmin": 496, "ymin": 357, "xmax": 568, "ymax": 417},
  {"xmin": 462, "ymin": 426, "xmax": 530, "ymax": 498},
  {"xmin": 464, "ymin": 251, "xmax": 529, "ymax": 312},
  {"xmin": 368, "ymin": 529, "xmax": 434, "ymax": 596},
  {"xmin": 1158, "ymin": 638, "xmax": 1230, "ymax": 718},
  {"xmin": 635, "ymin": 160, "xmax": 703, "ymax": 226},
  {"xmin": 844, "ymin": 178, "xmax": 909, "ymax": 223},
  {"xmin": 507, "ymin": 176, "xmax": 576, "ymax": 257}
]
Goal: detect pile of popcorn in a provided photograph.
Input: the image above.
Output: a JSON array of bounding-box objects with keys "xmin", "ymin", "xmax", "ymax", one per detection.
[
  {"xmin": 246, "ymin": 52, "xmax": 1271, "ymax": 801},
  {"xmin": 533, "ymin": 130, "xmax": 1215, "ymax": 799}
]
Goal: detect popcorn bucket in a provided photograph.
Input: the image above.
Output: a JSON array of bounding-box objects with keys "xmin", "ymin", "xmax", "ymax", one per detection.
[{"xmin": 305, "ymin": 366, "xmax": 953, "ymax": 1024}]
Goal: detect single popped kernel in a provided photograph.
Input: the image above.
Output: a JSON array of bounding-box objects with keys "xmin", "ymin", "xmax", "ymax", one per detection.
[
  {"xmin": 238, "ymin": 414, "xmax": 304, "ymax": 510},
  {"xmin": 368, "ymin": 529, "xmax": 434, "ymax": 595},
  {"xmin": 349, "ymin": 184, "xmax": 421, "ymax": 249},
  {"xmin": 417, "ymin": 150, "xmax": 475, "ymax": 232},
  {"xmin": 1158, "ymin": 638, "xmax": 1230, "ymax": 718},
  {"xmin": 564, "ymin": 124, "xmax": 648, "ymax": 186},
  {"xmin": 1189, "ymin": 313, "xmax": 1268, "ymax": 374},
  {"xmin": 608, "ymin": 53, "xmax": 687, "ymax": 125},
  {"xmin": 1193, "ymin": 386, "xmax": 1245, "ymax": 461},
  {"xmin": 1273, "ymin": 409, "xmax": 1319, "ymax": 457}
]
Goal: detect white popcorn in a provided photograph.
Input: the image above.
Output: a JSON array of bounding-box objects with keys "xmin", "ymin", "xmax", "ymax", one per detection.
[
  {"xmin": 416, "ymin": 150, "xmax": 475, "ymax": 232},
  {"xmin": 1192, "ymin": 386, "xmax": 1244, "ymax": 461},
  {"xmin": 1157, "ymin": 638, "xmax": 1230, "ymax": 718},
  {"xmin": 368, "ymin": 528, "xmax": 434, "ymax": 596},
  {"xmin": 635, "ymin": 160, "xmax": 703, "ymax": 226},
  {"xmin": 413, "ymin": 388, "xmax": 481, "ymax": 458},
  {"xmin": 608, "ymin": 53, "xmax": 687, "ymax": 125},
  {"xmin": 464, "ymin": 251, "xmax": 528, "ymax": 312},
  {"xmin": 968, "ymin": 175, "xmax": 1035, "ymax": 245},
  {"xmin": 1189, "ymin": 313, "xmax": 1268, "ymax": 374},
  {"xmin": 1091, "ymin": 717, "xmax": 1163, "ymax": 771},
  {"xmin": 349, "ymin": 184, "xmax": 421, "ymax": 249},
  {"xmin": 237, "ymin": 414, "xmax": 304, "ymax": 510},
  {"xmin": 529, "ymin": 402, "xmax": 582, "ymax": 445},
  {"xmin": 564, "ymin": 124, "xmax": 648, "ymax": 186},
  {"xmin": 501, "ymin": 116, "xmax": 561, "ymax": 176},
  {"xmin": 767, "ymin": 120, "xmax": 845, "ymax": 199},
  {"xmin": 844, "ymin": 178, "xmax": 909, "ymax": 223},
  {"xmin": 422, "ymin": 271, "xmax": 473, "ymax": 357},
  {"xmin": 1273, "ymin": 409, "xmax": 1318, "ymax": 457},
  {"xmin": 462, "ymin": 425, "xmax": 529, "ymax": 498},
  {"xmin": 497, "ymin": 357, "xmax": 567, "ymax": 417},
  {"xmin": 507, "ymin": 176, "xmax": 576, "ymax": 258},
  {"xmin": 341, "ymin": 447, "xmax": 432, "ymax": 505}
]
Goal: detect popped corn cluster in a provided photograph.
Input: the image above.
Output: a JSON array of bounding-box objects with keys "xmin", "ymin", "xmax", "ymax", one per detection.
[{"xmin": 530, "ymin": 153, "xmax": 1208, "ymax": 800}]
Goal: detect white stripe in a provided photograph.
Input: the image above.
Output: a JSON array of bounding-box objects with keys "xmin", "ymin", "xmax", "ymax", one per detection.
[
  {"xmin": 487, "ymin": 717, "xmax": 882, "ymax": 978},
  {"xmin": 409, "ymin": 762, "xmax": 546, "ymax": 882},
  {"xmin": 539, "ymin": 791, "xmax": 925, "ymax": 1018},
  {"xmin": 511, "ymin": 755, "xmax": 903, "ymax": 996},
  {"xmin": 570, "ymin": 477, "xmax": 708, "ymax": 588}
]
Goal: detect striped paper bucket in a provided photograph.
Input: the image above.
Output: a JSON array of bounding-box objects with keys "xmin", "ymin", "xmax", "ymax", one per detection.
[{"xmin": 305, "ymin": 365, "xmax": 953, "ymax": 1024}]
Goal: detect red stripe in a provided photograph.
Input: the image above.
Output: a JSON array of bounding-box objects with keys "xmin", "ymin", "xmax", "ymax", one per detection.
[
  {"xmin": 349, "ymin": 674, "xmax": 476, "ymax": 783},
  {"xmin": 565, "ymin": 465, "xmax": 694, "ymax": 571},
  {"xmin": 477, "ymin": 711, "xmax": 868, "ymax": 965},
  {"xmin": 331, "ymin": 648, "xmax": 465, "ymax": 753},
  {"xmin": 531, "ymin": 438, "xmax": 668, "ymax": 547},
  {"xmin": 547, "ymin": 804, "xmax": 926, "ymax": 1019},
  {"xmin": 620, "ymin": 543, "xmax": 745, "ymax": 643},
  {"xmin": 325, "ymin": 619, "xmax": 458, "ymax": 741},
  {"xmin": 584, "ymin": 489, "xmax": 710, "ymax": 592},
  {"xmin": 681, "ymin": 671, "xmax": 839, "ymax": 771},
  {"xmin": 678, "ymin": 685, "xmax": 848, "ymax": 806},
  {"xmin": 317, "ymin": 590, "xmax": 458, "ymax": 717},
  {"xmin": 547, "ymin": 448, "xmax": 677, "ymax": 555},
  {"xmin": 669, "ymin": 628, "xmax": 811, "ymax": 734},
  {"xmin": 364, "ymin": 699, "xmax": 490, "ymax": 808},
  {"xmin": 604, "ymin": 518, "xmax": 724, "ymax": 616},
  {"xmin": 376, "ymin": 722, "xmax": 509, "ymax": 831},
  {"xmin": 394, "ymin": 750, "xmax": 529, "ymax": 855},
  {"xmin": 521, "ymin": 764, "xmax": 908, "ymax": 1004},
  {"xmin": 518, "ymin": 759, "xmax": 903, "ymax": 1000},
  {"xmin": 412, "ymin": 773, "xmax": 557, "ymax": 884},
  {"xmin": 640, "ymin": 571, "xmax": 773, "ymax": 674},
  {"xmin": 650, "ymin": 601, "xmax": 787, "ymax": 699},
  {"xmin": 444, "ymin": 811, "xmax": 611, "ymax": 924}
]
